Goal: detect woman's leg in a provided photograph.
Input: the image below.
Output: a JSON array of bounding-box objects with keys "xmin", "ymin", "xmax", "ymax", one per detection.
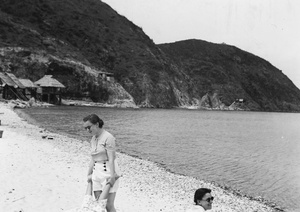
[
  {"xmin": 99, "ymin": 182, "xmax": 112, "ymax": 200},
  {"xmin": 93, "ymin": 180, "xmax": 113, "ymax": 200},
  {"xmin": 104, "ymin": 174, "xmax": 120, "ymax": 212},
  {"xmin": 106, "ymin": 192, "xmax": 117, "ymax": 212},
  {"xmin": 99, "ymin": 174, "xmax": 120, "ymax": 200}
]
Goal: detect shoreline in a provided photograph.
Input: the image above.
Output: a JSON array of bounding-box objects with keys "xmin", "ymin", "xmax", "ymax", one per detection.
[
  {"xmin": 5, "ymin": 98, "xmax": 300, "ymax": 114},
  {"xmin": 0, "ymin": 102, "xmax": 284, "ymax": 212},
  {"xmin": 121, "ymin": 153, "xmax": 284, "ymax": 212},
  {"xmin": 14, "ymin": 106, "xmax": 284, "ymax": 211}
]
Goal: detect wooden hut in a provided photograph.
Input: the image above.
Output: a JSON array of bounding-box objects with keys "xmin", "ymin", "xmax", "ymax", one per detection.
[
  {"xmin": 34, "ymin": 75, "xmax": 65, "ymax": 105},
  {"xmin": 106, "ymin": 73, "xmax": 115, "ymax": 82},
  {"xmin": 19, "ymin": 79, "xmax": 38, "ymax": 99},
  {"xmin": 0, "ymin": 72, "xmax": 27, "ymax": 100},
  {"xmin": 99, "ymin": 71, "xmax": 115, "ymax": 82}
]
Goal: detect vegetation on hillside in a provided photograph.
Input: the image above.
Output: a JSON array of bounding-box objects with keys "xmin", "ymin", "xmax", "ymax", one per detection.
[
  {"xmin": 1, "ymin": 0, "xmax": 300, "ymax": 111},
  {"xmin": 159, "ymin": 40, "xmax": 300, "ymax": 111}
]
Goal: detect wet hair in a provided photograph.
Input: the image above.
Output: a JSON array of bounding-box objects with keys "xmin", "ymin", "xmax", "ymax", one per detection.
[
  {"xmin": 194, "ymin": 188, "xmax": 211, "ymax": 204},
  {"xmin": 83, "ymin": 114, "xmax": 104, "ymax": 128}
]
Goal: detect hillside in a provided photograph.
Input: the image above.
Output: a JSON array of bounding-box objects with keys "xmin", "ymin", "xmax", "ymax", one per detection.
[
  {"xmin": 0, "ymin": 0, "xmax": 300, "ymax": 111},
  {"xmin": 158, "ymin": 40, "xmax": 300, "ymax": 111},
  {"xmin": 0, "ymin": 0, "xmax": 192, "ymax": 108}
]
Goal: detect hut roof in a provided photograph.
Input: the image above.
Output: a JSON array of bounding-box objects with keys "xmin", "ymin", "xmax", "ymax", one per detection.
[
  {"xmin": 99, "ymin": 71, "xmax": 114, "ymax": 76},
  {"xmin": 19, "ymin": 79, "xmax": 38, "ymax": 88},
  {"xmin": 34, "ymin": 75, "xmax": 65, "ymax": 88},
  {"xmin": 6, "ymin": 73, "xmax": 25, "ymax": 89},
  {"xmin": 0, "ymin": 72, "xmax": 18, "ymax": 87}
]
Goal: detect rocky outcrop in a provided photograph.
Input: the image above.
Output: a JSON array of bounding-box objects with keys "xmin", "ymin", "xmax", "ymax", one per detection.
[
  {"xmin": 228, "ymin": 101, "xmax": 250, "ymax": 111},
  {"xmin": 199, "ymin": 92, "xmax": 226, "ymax": 110}
]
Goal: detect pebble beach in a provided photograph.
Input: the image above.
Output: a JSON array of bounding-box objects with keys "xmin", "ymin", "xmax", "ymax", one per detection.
[{"xmin": 0, "ymin": 102, "xmax": 283, "ymax": 212}]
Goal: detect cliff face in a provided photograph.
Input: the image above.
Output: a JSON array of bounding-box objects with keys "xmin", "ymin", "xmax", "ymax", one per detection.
[{"xmin": 1, "ymin": 0, "xmax": 300, "ymax": 111}]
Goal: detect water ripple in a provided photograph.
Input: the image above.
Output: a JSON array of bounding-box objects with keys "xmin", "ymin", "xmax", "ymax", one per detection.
[{"xmin": 20, "ymin": 107, "xmax": 300, "ymax": 211}]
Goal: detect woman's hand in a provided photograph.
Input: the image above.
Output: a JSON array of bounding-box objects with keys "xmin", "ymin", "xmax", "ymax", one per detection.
[
  {"xmin": 109, "ymin": 175, "xmax": 116, "ymax": 186},
  {"xmin": 108, "ymin": 173, "xmax": 121, "ymax": 186},
  {"xmin": 106, "ymin": 174, "xmax": 121, "ymax": 187}
]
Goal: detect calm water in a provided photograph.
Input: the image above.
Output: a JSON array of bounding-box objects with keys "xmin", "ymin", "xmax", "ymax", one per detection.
[{"xmin": 20, "ymin": 106, "xmax": 300, "ymax": 212}]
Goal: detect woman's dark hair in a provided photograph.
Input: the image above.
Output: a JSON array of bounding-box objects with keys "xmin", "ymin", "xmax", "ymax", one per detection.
[
  {"xmin": 194, "ymin": 188, "xmax": 211, "ymax": 204},
  {"xmin": 83, "ymin": 114, "xmax": 104, "ymax": 128}
]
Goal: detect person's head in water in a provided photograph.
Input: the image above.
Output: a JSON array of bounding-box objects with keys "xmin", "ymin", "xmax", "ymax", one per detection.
[
  {"xmin": 194, "ymin": 188, "xmax": 214, "ymax": 210},
  {"xmin": 83, "ymin": 114, "xmax": 104, "ymax": 135}
]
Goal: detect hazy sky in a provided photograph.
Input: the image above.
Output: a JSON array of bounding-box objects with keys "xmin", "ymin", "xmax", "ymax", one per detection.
[{"xmin": 102, "ymin": 0, "xmax": 300, "ymax": 89}]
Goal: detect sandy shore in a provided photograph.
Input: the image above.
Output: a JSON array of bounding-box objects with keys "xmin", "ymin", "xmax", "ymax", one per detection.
[{"xmin": 0, "ymin": 102, "xmax": 282, "ymax": 212}]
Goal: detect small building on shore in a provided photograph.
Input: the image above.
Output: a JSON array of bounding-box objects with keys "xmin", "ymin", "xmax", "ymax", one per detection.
[
  {"xmin": 19, "ymin": 79, "xmax": 38, "ymax": 99},
  {"xmin": 0, "ymin": 72, "xmax": 28, "ymax": 101},
  {"xmin": 235, "ymin": 98, "xmax": 246, "ymax": 103},
  {"xmin": 34, "ymin": 75, "xmax": 65, "ymax": 105},
  {"xmin": 99, "ymin": 72, "xmax": 114, "ymax": 82}
]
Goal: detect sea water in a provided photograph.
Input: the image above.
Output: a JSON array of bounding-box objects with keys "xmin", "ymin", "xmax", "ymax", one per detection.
[{"xmin": 21, "ymin": 106, "xmax": 300, "ymax": 211}]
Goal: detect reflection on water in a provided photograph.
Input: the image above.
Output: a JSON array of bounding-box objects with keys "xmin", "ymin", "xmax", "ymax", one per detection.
[{"xmin": 21, "ymin": 106, "xmax": 300, "ymax": 211}]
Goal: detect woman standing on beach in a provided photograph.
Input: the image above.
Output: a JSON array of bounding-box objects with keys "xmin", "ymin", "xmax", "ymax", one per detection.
[{"xmin": 83, "ymin": 114, "xmax": 120, "ymax": 212}]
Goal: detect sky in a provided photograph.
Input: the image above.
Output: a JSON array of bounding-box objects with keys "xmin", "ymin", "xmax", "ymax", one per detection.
[{"xmin": 102, "ymin": 0, "xmax": 300, "ymax": 89}]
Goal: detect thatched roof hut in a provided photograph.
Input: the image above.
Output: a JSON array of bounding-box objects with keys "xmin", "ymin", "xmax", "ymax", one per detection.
[
  {"xmin": 19, "ymin": 79, "xmax": 38, "ymax": 99},
  {"xmin": 6, "ymin": 73, "xmax": 25, "ymax": 89},
  {"xmin": 0, "ymin": 72, "xmax": 27, "ymax": 100},
  {"xmin": 19, "ymin": 79, "xmax": 38, "ymax": 88},
  {"xmin": 34, "ymin": 75, "xmax": 65, "ymax": 104},
  {"xmin": 34, "ymin": 75, "xmax": 65, "ymax": 88},
  {"xmin": 0, "ymin": 72, "xmax": 18, "ymax": 88}
]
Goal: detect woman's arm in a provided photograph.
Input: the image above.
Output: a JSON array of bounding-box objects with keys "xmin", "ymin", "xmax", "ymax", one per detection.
[
  {"xmin": 107, "ymin": 150, "xmax": 116, "ymax": 185},
  {"xmin": 105, "ymin": 134, "xmax": 117, "ymax": 185},
  {"xmin": 87, "ymin": 159, "xmax": 94, "ymax": 182},
  {"xmin": 99, "ymin": 175, "xmax": 120, "ymax": 200}
]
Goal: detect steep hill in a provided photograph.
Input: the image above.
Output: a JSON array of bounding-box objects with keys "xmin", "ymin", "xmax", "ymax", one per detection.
[
  {"xmin": 0, "ymin": 0, "xmax": 300, "ymax": 111},
  {"xmin": 158, "ymin": 40, "xmax": 300, "ymax": 111},
  {"xmin": 0, "ymin": 0, "xmax": 191, "ymax": 108}
]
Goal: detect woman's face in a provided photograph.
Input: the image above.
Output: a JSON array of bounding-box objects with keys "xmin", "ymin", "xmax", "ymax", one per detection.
[
  {"xmin": 199, "ymin": 193, "xmax": 213, "ymax": 210},
  {"xmin": 83, "ymin": 120, "xmax": 98, "ymax": 135}
]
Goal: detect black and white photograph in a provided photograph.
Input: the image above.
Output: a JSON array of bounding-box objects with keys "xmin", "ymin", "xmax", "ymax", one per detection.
[{"xmin": 0, "ymin": 0, "xmax": 299, "ymax": 211}]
